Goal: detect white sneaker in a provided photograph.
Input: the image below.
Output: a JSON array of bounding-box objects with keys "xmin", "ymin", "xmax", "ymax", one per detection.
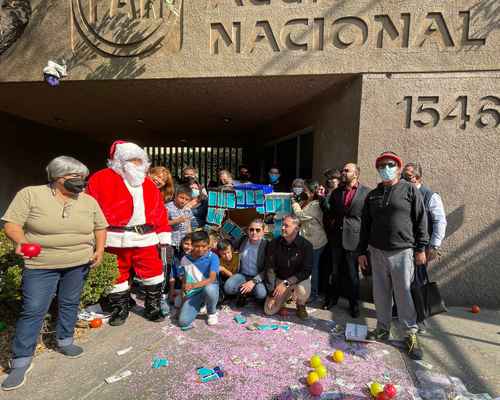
[
  {"xmin": 200, "ymin": 305, "xmax": 207, "ymax": 315},
  {"xmin": 207, "ymin": 313, "xmax": 218, "ymax": 326}
]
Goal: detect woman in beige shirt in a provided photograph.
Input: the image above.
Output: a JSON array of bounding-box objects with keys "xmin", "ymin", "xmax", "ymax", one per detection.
[
  {"xmin": 1, "ymin": 156, "xmax": 108, "ymax": 391},
  {"xmin": 291, "ymin": 179, "xmax": 327, "ymax": 303}
]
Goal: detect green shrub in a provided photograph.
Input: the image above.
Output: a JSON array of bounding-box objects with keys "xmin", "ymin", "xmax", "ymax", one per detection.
[
  {"xmin": 0, "ymin": 230, "xmax": 119, "ymax": 307},
  {"xmin": 79, "ymin": 253, "xmax": 119, "ymax": 307},
  {"xmin": 0, "ymin": 231, "xmax": 24, "ymax": 303}
]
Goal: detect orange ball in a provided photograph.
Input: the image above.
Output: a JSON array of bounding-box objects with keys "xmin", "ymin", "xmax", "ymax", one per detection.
[
  {"xmin": 89, "ymin": 318, "xmax": 103, "ymax": 328},
  {"xmin": 471, "ymin": 305, "xmax": 480, "ymax": 314}
]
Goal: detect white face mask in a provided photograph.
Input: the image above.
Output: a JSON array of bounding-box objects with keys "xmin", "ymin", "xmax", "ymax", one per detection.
[{"xmin": 123, "ymin": 162, "xmax": 147, "ymax": 187}]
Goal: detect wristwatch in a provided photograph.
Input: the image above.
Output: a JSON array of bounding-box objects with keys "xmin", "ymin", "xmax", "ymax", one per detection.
[
  {"xmin": 251, "ymin": 277, "xmax": 259, "ymax": 284},
  {"xmin": 430, "ymin": 245, "xmax": 440, "ymax": 251},
  {"xmin": 282, "ymin": 280, "xmax": 290, "ymax": 288}
]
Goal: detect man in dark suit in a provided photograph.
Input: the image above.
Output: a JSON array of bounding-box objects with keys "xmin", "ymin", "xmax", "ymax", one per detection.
[{"xmin": 323, "ymin": 163, "xmax": 370, "ymax": 318}]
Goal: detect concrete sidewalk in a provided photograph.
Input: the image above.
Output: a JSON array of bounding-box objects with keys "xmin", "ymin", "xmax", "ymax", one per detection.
[{"xmin": 0, "ymin": 301, "xmax": 498, "ymax": 399}]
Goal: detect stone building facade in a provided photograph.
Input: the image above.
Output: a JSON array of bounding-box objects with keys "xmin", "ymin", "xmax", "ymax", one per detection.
[{"xmin": 0, "ymin": 0, "xmax": 499, "ymax": 307}]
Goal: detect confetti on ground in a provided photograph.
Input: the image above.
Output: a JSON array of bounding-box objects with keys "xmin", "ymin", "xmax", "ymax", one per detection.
[
  {"xmin": 105, "ymin": 370, "xmax": 132, "ymax": 384},
  {"xmin": 116, "ymin": 346, "xmax": 133, "ymax": 356},
  {"xmin": 133, "ymin": 306, "xmax": 417, "ymax": 399}
]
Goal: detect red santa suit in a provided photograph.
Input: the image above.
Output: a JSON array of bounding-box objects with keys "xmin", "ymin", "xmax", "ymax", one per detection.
[{"xmin": 87, "ymin": 141, "xmax": 172, "ymax": 293}]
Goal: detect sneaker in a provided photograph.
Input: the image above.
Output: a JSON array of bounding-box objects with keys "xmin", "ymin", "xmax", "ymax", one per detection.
[
  {"xmin": 366, "ymin": 328, "xmax": 390, "ymax": 341},
  {"xmin": 296, "ymin": 304, "xmax": 308, "ymax": 320},
  {"xmin": 405, "ymin": 333, "xmax": 423, "ymax": 360},
  {"xmin": 58, "ymin": 344, "xmax": 84, "ymax": 359},
  {"xmin": 1, "ymin": 363, "xmax": 34, "ymax": 391},
  {"xmin": 207, "ymin": 313, "xmax": 218, "ymax": 326},
  {"xmin": 199, "ymin": 305, "xmax": 207, "ymax": 315}
]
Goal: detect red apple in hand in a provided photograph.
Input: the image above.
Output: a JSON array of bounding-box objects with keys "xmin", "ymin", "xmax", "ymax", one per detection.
[
  {"xmin": 21, "ymin": 243, "xmax": 42, "ymax": 258},
  {"xmin": 384, "ymin": 383, "xmax": 397, "ymax": 398}
]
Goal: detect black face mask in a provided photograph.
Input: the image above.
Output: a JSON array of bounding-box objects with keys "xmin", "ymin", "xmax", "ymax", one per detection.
[{"xmin": 63, "ymin": 178, "xmax": 86, "ymax": 194}]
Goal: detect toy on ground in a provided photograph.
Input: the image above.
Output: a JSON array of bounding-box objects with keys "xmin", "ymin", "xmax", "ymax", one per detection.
[
  {"xmin": 315, "ymin": 364, "xmax": 327, "ymax": 378},
  {"xmin": 332, "ymin": 350, "xmax": 344, "ymax": 363},
  {"xmin": 309, "ymin": 381, "xmax": 323, "ymax": 396},
  {"xmin": 310, "ymin": 355, "xmax": 322, "ymax": 368},
  {"xmin": 20, "ymin": 243, "xmax": 42, "ymax": 258},
  {"xmin": 471, "ymin": 305, "xmax": 480, "ymax": 314},
  {"xmin": 233, "ymin": 314, "xmax": 247, "ymax": 324},
  {"xmin": 383, "ymin": 383, "xmax": 397, "ymax": 398},
  {"xmin": 197, "ymin": 366, "xmax": 224, "ymax": 383},
  {"xmin": 89, "ymin": 318, "xmax": 103, "ymax": 328},
  {"xmin": 306, "ymin": 371, "xmax": 320, "ymax": 385},
  {"xmin": 370, "ymin": 382, "xmax": 384, "ymax": 397},
  {"xmin": 376, "ymin": 392, "xmax": 391, "ymax": 400},
  {"xmin": 152, "ymin": 357, "xmax": 169, "ymax": 369}
]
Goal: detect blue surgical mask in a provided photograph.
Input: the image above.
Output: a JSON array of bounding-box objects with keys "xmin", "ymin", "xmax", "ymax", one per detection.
[
  {"xmin": 378, "ymin": 166, "xmax": 398, "ymax": 181},
  {"xmin": 192, "ymin": 189, "xmax": 200, "ymax": 198},
  {"xmin": 269, "ymin": 173, "xmax": 280, "ymax": 183}
]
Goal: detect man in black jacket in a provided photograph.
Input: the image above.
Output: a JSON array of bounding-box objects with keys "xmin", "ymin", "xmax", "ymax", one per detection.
[
  {"xmin": 358, "ymin": 151, "xmax": 429, "ymax": 360},
  {"xmin": 264, "ymin": 215, "xmax": 313, "ymax": 320},
  {"xmin": 324, "ymin": 163, "xmax": 370, "ymax": 318}
]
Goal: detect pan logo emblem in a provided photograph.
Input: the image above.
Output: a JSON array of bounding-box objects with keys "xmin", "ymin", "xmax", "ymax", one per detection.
[{"xmin": 71, "ymin": 0, "xmax": 182, "ymax": 57}]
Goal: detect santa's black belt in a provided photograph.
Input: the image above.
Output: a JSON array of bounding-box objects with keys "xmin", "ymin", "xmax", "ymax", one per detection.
[{"xmin": 107, "ymin": 224, "xmax": 154, "ymax": 234}]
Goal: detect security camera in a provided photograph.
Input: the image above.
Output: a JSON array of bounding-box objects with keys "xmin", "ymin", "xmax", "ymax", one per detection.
[{"xmin": 43, "ymin": 60, "xmax": 67, "ymax": 87}]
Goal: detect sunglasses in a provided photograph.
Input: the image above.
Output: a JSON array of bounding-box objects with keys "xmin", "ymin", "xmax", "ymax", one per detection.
[
  {"xmin": 249, "ymin": 228, "xmax": 262, "ymax": 233},
  {"xmin": 378, "ymin": 162, "xmax": 397, "ymax": 168}
]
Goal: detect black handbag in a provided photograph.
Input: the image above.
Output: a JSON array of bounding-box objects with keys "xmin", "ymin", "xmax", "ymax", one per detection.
[{"xmin": 411, "ymin": 264, "xmax": 447, "ymax": 322}]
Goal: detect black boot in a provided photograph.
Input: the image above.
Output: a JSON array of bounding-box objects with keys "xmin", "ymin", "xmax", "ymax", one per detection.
[
  {"xmin": 128, "ymin": 294, "xmax": 137, "ymax": 310},
  {"xmin": 108, "ymin": 291, "xmax": 130, "ymax": 326},
  {"xmin": 144, "ymin": 283, "xmax": 165, "ymax": 322}
]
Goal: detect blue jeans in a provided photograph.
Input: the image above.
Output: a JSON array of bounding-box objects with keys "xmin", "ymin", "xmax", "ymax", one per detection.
[
  {"xmin": 224, "ymin": 273, "xmax": 267, "ymax": 299},
  {"xmin": 11, "ymin": 264, "xmax": 89, "ymax": 368},
  {"xmin": 178, "ymin": 283, "xmax": 219, "ymax": 328},
  {"xmin": 311, "ymin": 246, "xmax": 326, "ymax": 298}
]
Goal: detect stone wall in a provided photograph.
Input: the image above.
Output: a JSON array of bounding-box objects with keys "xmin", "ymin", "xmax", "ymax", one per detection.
[
  {"xmin": 0, "ymin": 0, "xmax": 499, "ymax": 81},
  {"xmin": 357, "ymin": 72, "xmax": 500, "ymax": 307}
]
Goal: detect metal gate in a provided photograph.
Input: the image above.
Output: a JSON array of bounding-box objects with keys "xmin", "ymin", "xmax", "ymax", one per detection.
[{"xmin": 145, "ymin": 146, "xmax": 244, "ymax": 187}]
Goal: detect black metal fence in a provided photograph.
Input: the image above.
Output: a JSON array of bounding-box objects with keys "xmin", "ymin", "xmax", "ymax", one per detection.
[{"xmin": 145, "ymin": 146, "xmax": 244, "ymax": 187}]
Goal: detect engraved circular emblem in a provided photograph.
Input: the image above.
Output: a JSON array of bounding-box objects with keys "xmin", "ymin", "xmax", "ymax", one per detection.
[{"xmin": 72, "ymin": 0, "xmax": 180, "ymax": 57}]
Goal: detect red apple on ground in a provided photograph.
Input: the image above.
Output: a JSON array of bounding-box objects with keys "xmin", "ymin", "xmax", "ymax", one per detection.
[
  {"xmin": 383, "ymin": 383, "xmax": 397, "ymax": 398},
  {"xmin": 471, "ymin": 305, "xmax": 480, "ymax": 314}
]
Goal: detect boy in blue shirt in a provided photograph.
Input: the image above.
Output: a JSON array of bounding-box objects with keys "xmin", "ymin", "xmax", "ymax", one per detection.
[{"xmin": 178, "ymin": 231, "xmax": 220, "ymax": 328}]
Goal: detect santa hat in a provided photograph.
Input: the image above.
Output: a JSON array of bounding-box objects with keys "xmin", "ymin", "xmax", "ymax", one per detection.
[
  {"xmin": 109, "ymin": 140, "xmax": 148, "ymax": 163},
  {"xmin": 375, "ymin": 151, "xmax": 403, "ymax": 169}
]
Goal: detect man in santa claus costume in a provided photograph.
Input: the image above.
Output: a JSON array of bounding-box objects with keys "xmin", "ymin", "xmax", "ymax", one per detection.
[{"xmin": 87, "ymin": 140, "xmax": 172, "ymax": 326}]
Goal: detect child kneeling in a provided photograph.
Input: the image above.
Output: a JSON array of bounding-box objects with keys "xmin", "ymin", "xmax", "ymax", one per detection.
[{"xmin": 178, "ymin": 231, "xmax": 220, "ymax": 328}]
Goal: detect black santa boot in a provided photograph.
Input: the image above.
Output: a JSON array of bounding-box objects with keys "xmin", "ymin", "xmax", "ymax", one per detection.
[
  {"xmin": 144, "ymin": 283, "xmax": 165, "ymax": 322},
  {"xmin": 108, "ymin": 290, "xmax": 130, "ymax": 326}
]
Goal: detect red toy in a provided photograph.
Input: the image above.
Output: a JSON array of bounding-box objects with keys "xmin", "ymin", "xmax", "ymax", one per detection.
[
  {"xmin": 376, "ymin": 392, "xmax": 390, "ymax": 400},
  {"xmin": 309, "ymin": 382, "xmax": 323, "ymax": 397},
  {"xmin": 20, "ymin": 243, "xmax": 42, "ymax": 258},
  {"xmin": 383, "ymin": 383, "xmax": 397, "ymax": 398},
  {"xmin": 89, "ymin": 319, "xmax": 103, "ymax": 328},
  {"xmin": 471, "ymin": 305, "xmax": 480, "ymax": 314}
]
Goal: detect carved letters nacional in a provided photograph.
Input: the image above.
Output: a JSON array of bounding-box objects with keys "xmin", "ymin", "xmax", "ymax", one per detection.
[{"xmin": 209, "ymin": 2, "xmax": 487, "ymax": 55}]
